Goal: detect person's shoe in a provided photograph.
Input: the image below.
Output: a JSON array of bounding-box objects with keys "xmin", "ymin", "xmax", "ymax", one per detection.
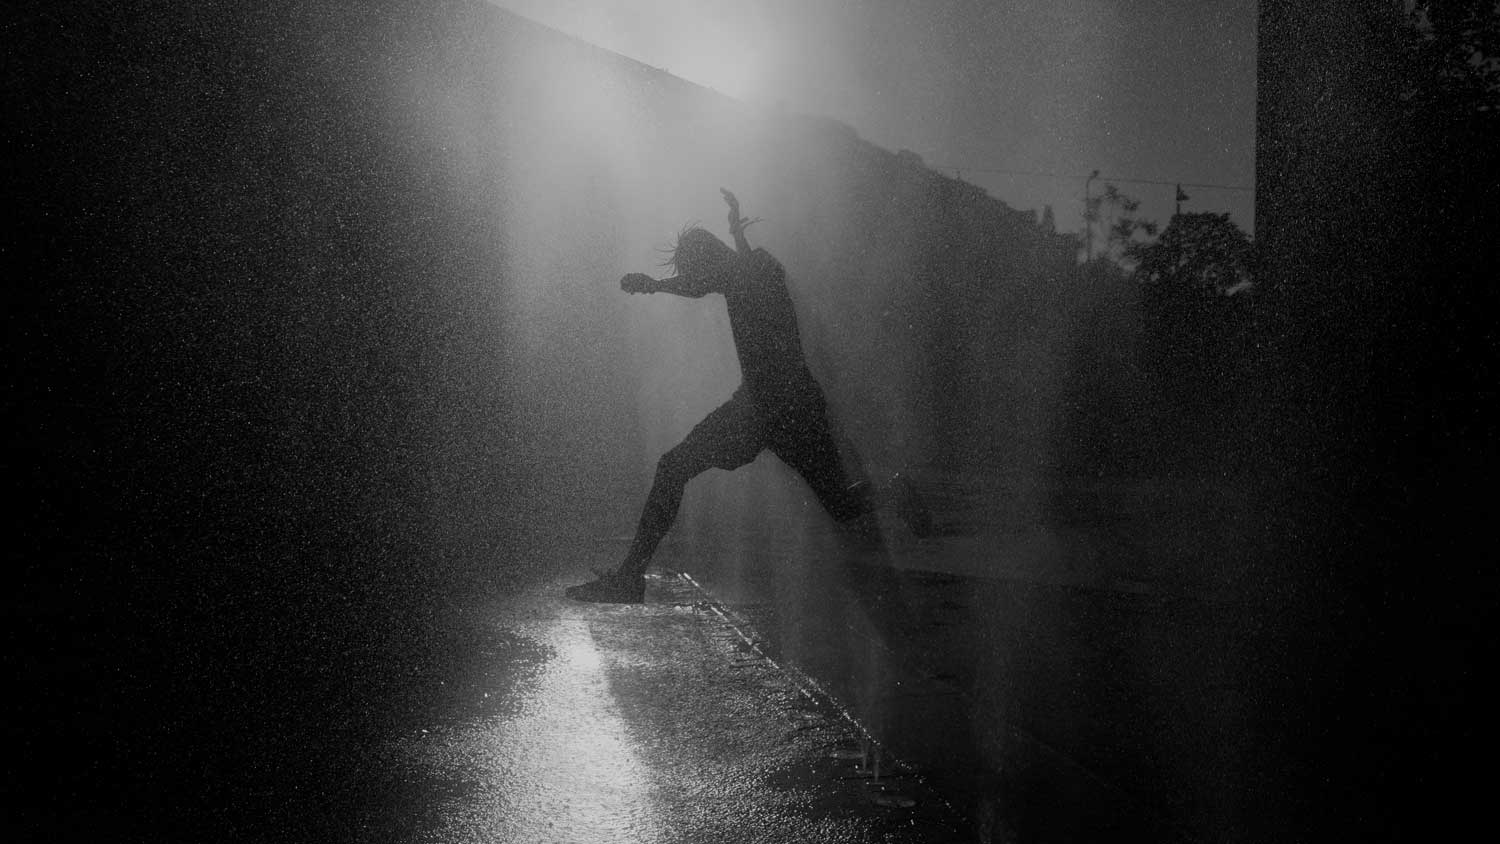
[
  {"xmin": 889, "ymin": 472, "xmax": 934, "ymax": 538},
  {"xmin": 565, "ymin": 569, "xmax": 646, "ymax": 604}
]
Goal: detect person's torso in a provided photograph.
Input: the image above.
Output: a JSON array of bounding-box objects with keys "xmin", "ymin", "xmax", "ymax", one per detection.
[{"xmin": 721, "ymin": 249, "xmax": 816, "ymax": 403}]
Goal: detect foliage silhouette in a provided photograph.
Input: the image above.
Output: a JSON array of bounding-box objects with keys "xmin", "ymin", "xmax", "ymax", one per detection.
[
  {"xmin": 1130, "ymin": 212, "xmax": 1253, "ymax": 295},
  {"xmin": 1082, "ymin": 183, "xmax": 1157, "ymax": 266},
  {"xmin": 1130, "ymin": 213, "xmax": 1256, "ymax": 407}
]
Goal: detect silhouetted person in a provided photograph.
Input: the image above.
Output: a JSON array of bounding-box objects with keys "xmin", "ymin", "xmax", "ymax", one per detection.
[{"xmin": 568, "ymin": 189, "xmax": 927, "ymax": 603}]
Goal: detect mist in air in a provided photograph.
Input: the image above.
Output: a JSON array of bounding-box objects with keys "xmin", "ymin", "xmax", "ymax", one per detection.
[
  {"xmin": 16, "ymin": 1, "xmax": 1489, "ymax": 841},
  {"xmin": 441, "ymin": 10, "xmax": 1271, "ymax": 813},
  {"xmin": 493, "ymin": 0, "xmax": 1257, "ymax": 232}
]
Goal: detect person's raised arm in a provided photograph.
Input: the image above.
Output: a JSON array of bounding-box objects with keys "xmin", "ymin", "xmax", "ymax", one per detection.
[
  {"xmin": 720, "ymin": 188, "xmax": 761, "ymax": 256},
  {"xmin": 620, "ymin": 272, "xmax": 717, "ymax": 298}
]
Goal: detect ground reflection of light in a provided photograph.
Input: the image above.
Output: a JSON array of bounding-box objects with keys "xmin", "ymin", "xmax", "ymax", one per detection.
[
  {"xmin": 422, "ymin": 617, "xmax": 660, "ymax": 843},
  {"xmin": 562, "ymin": 637, "xmax": 602, "ymax": 671}
]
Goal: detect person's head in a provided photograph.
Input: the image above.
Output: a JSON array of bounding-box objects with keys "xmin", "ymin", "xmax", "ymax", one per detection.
[{"xmin": 664, "ymin": 226, "xmax": 734, "ymax": 279}]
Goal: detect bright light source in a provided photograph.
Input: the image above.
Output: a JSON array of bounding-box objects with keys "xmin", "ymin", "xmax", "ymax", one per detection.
[{"xmin": 494, "ymin": 0, "xmax": 770, "ymax": 103}]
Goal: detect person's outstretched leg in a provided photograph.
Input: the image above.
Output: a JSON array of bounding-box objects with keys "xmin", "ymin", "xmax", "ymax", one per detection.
[
  {"xmin": 767, "ymin": 394, "xmax": 878, "ymax": 547},
  {"xmin": 770, "ymin": 393, "xmax": 932, "ymax": 539},
  {"xmin": 567, "ymin": 393, "xmax": 763, "ymax": 603}
]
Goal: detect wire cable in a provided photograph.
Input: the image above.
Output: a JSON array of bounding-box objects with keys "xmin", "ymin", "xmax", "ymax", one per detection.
[{"xmin": 934, "ymin": 165, "xmax": 1253, "ymax": 193}]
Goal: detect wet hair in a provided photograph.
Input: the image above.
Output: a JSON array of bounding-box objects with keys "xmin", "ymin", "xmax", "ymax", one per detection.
[{"xmin": 659, "ymin": 225, "xmax": 733, "ymax": 278}]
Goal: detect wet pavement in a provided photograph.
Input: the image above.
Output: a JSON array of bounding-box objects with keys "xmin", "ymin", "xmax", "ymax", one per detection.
[
  {"xmin": 643, "ymin": 484, "xmax": 1358, "ymax": 844},
  {"xmin": 5, "ymin": 500, "xmax": 1475, "ymax": 843},
  {"xmin": 338, "ymin": 572, "xmax": 969, "ymax": 843},
  {"xmin": 688, "ymin": 566, "xmax": 1282, "ymax": 844}
]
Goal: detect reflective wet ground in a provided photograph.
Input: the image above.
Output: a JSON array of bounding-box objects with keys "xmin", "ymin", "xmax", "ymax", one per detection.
[
  {"xmin": 6, "ymin": 473, "xmax": 1484, "ymax": 843},
  {"xmin": 640, "ymin": 469, "xmax": 1363, "ymax": 843},
  {"xmin": 315, "ymin": 572, "xmax": 968, "ymax": 843}
]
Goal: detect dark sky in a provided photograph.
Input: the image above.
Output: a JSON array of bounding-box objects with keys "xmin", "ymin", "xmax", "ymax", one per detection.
[{"xmin": 494, "ymin": 0, "xmax": 1256, "ymax": 234}]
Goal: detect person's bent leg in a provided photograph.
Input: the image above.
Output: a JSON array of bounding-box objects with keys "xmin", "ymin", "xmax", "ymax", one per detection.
[
  {"xmin": 615, "ymin": 444, "xmax": 705, "ymax": 578},
  {"xmin": 565, "ymin": 447, "xmax": 704, "ymax": 604},
  {"xmin": 619, "ymin": 397, "xmax": 764, "ymax": 578},
  {"xmin": 568, "ymin": 395, "xmax": 762, "ymax": 602}
]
